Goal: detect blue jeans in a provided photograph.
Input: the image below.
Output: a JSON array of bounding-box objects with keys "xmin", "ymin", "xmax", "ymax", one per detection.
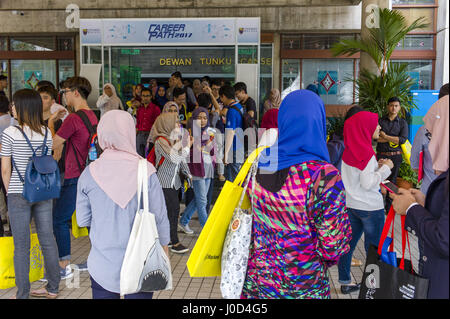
[
  {"xmin": 90, "ymin": 277, "xmax": 153, "ymax": 299},
  {"xmin": 225, "ymin": 149, "xmax": 244, "ymax": 183},
  {"xmin": 180, "ymin": 178, "xmax": 212, "ymax": 228},
  {"xmin": 338, "ymin": 208, "xmax": 385, "ymax": 284},
  {"xmin": 53, "ymin": 177, "xmax": 78, "ymax": 260}
]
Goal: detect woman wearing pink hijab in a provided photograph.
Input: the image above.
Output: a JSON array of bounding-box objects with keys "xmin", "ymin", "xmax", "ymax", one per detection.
[
  {"xmin": 338, "ymin": 110, "xmax": 394, "ymax": 294},
  {"xmin": 391, "ymin": 95, "xmax": 449, "ymax": 299},
  {"xmin": 263, "ymin": 88, "xmax": 281, "ymax": 114},
  {"xmin": 76, "ymin": 110, "xmax": 170, "ymax": 299}
]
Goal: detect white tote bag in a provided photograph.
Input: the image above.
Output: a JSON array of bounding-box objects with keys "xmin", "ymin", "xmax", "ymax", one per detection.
[
  {"xmin": 119, "ymin": 159, "xmax": 172, "ymax": 296},
  {"xmin": 220, "ymin": 163, "xmax": 256, "ymax": 299}
]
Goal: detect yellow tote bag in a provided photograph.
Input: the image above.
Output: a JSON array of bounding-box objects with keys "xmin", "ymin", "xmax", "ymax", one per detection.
[
  {"xmin": 401, "ymin": 140, "xmax": 412, "ymax": 165},
  {"xmin": 72, "ymin": 211, "xmax": 89, "ymax": 238},
  {"xmin": 186, "ymin": 147, "xmax": 266, "ymax": 277},
  {"xmin": 0, "ymin": 233, "xmax": 44, "ymax": 289}
]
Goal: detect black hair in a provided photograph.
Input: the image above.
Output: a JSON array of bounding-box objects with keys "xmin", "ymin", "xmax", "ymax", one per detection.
[
  {"xmin": 197, "ymin": 93, "xmax": 212, "ymax": 108},
  {"xmin": 37, "ymin": 85, "xmax": 57, "ymax": 100},
  {"xmin": 141, "ymin": 87, "xmax": 152, "ymax": 96},
  {"xmin": 173, "ymin": 87, "xmax": 186, "ymax": 99},
  {"xmin": 439, "ymin": 83, "xmax": 449, "ymax": 99},
  {"xmin": 201, "ymin": 76, "xmax": 212, "ymax": 85},
  {"xmin": 36, "ymin": 80, "xmax": 55, "ymax": 89},
  {"xmin": 171, "ymin": 71, "xmax": 182, "ymax": 80},
  {"xmin": 344, "ymin": 105, "xmax": 365, "ymax": 121},
  {"xmin": 13, "ymin": 89, "xmax": 45, "ymax": 135},
  {"xmin": 62, "ymin": 76, "xmax": 92, "ymax": 100},
  {"xmin": 0, "ymin": 75, "xmax": 7, "ymax": 81},
  {"xmin": 219, "ymin": 85, "xmax": 235, "ymax": 100},
  {"xmin": 211, "ymin": 79, "xmax": 221, "ymax": 87},
  {"xmin": 387, "ymin": 97, "xmax": 401, "ymax": 104},
  {"xmin": 0, "ymin": 95, "xmax": 9, "ymax": 113},
  {"xmin": 233, "ymin": 82, "xmax": 247, "ymax": 94}
]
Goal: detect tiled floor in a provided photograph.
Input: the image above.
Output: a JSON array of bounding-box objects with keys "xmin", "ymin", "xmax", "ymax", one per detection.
[{"xmin": 0, "ymin": 207, "xmax": 419, "ymax": 300}]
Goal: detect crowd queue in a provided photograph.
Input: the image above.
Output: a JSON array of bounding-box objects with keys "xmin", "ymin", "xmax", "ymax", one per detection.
[{"xmin": 0, "ymin": 71, "xmax": 448, "ymax": 299}]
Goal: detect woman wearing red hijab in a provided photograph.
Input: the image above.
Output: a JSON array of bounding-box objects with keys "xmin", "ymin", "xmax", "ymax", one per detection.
[{"xmin": 337, "ymin": 111, "xmax": 394, "ymax": 294}]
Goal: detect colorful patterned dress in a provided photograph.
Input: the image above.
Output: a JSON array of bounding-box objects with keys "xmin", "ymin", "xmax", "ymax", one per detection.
[{"xmin": 241, "ymin": 161, "xmax": 352, "ymax": 299}]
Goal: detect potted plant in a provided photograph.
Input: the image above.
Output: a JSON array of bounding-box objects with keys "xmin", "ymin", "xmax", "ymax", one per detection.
[
  {"xmin": 331, "ymin": 8, "xmax": 429, "ymax": 119},
  {"xmin": 397, "ymin": 162, "xmax": 419, "ymax": 190}
]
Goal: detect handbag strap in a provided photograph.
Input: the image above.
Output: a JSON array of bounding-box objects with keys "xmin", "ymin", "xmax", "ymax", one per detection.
[
  {"xmin": 400, "ymin": 215, "xmax": 414, "ymax": 273},
  {"xmin": 234, "ymin": 146, "xmax": 267, "ymax": 187},
  {"xmin": 378, "ymin": 206, "xmax": 396, "ymax": 256}
]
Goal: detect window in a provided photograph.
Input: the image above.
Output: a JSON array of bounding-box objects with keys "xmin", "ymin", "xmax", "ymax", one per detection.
[
  {"xmin": 397, "ymin": 35, "xmax": 434, "ymax": 50},
  {"xmin": 302, "ymin": 59, "xmax": 354, "ymax": 105},
  {"xmin": 303, "ymin": 34, "xmax": 354, "ymax": 50},
  {"xmin": 392, "ymin": 0, "xmax": 436, "ymax": 4},
  {"xmin": 10, "ymin": 60, "xmax": 56, "ymax": 93},
  {"xmin": 281, "ymin": 59, "xmax": 300, "ymax": 98},
  {"xmin": 58, "ymin": 38, "xmax": 74, "ymax": 51},
  {"xmin": 59, "ymin": 60, "xmax": 75, "ymax": 85},
  {"xmin": 395, "ymin": 8, "xmax": 434, "ymax": 32},
  {"xmin": 0, "ymin": 37, "xmax": 7, "ymax": 51},
  {"xmin": 0, "ymin": 61, "xmax": 7, "ymax": 77},
  {"xmin": 391, "ymin": 60, "xmax": 433, "ymax": 90},
  {"xmin": 11, "ymin": 37, "xmax": 56, "ymax": 51},
  {"xmin": 282, "ymin": 35, "xmax": 302, "ymax": 50}
]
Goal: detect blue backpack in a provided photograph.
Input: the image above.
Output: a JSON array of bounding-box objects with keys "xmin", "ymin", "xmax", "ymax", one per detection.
[{"xmin": 11, "ymin": 126, "xmax": 61, "ymax": 203}]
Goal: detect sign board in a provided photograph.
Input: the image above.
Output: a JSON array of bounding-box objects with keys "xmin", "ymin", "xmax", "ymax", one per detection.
[{"xmin": 80, "ymin": 18, "xmax": 259, "ymax": 46}]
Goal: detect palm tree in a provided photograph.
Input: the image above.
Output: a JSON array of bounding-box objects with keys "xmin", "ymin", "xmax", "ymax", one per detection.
[{"xmin": 331, "ymin": 8, "xmax": 429, "ymax": 117}]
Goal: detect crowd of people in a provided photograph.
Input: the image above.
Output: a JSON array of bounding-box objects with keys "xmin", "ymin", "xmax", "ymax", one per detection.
[{"xmin": 0, "ymin": 69, "xmax": 448, "ymax": 300}]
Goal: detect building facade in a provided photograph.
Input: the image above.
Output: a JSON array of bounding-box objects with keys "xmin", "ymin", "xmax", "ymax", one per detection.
[{"xmin": 0, "ymin": 0, "xmax": 448, "ymax": 116}]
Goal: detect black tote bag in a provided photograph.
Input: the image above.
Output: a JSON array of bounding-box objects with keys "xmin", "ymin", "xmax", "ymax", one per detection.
[{"xmin": 359, "ymin": 207, "xmax": 429, "ymax": 299}]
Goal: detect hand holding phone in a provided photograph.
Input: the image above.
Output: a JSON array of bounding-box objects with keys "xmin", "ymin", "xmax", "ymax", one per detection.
[{"xmin": 381, "ymin": 180, "xmax": 399, "ymax": 194}]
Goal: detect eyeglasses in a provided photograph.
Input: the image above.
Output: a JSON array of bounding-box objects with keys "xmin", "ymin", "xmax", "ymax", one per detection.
[{"xmin": 59, "ymin": 88, "xmax": 75, "ymax": 95}]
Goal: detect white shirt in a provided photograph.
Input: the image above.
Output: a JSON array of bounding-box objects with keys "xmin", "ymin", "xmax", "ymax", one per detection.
[{"xmin": 341, "ymin": 156, "xmax": 392, "ymax": 211}]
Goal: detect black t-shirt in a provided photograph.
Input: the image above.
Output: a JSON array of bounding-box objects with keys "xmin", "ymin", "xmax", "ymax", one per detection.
[
  {"xmin": 241, "ymin": 97, "xmax": 257, "ymax": 120},
  {"xmin": 376, "ymin": 115, "xmax": 409, "ymax": 153},
  {"xmin": 0, "ymin": 91, "xmax": 6, "ymax": 97}
]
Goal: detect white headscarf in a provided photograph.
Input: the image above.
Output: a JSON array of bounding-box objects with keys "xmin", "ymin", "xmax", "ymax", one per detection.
[{"xmin": 97, "ymin": 83, "xmax": 124, "ymax": 116}]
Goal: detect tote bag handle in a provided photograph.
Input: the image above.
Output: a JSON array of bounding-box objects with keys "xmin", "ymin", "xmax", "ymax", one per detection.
[{"xmin": 136, "ymin": 159, "xmax": 150, "ymax": 214}]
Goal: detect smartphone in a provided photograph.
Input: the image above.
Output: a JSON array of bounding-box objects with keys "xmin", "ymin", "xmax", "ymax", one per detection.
[{"xmin": 381, "ymin": 180, "xmax": 399, "ymax": 194}]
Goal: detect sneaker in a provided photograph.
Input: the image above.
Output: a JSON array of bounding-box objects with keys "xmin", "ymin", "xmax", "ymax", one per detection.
[
  {"xmin": 75, "ymin": 261, "xmax": 88, "ymax": 272},
  {"xmin": 38, "ymin": 275, "xmax": 48, "ymax": 283},
  {"xmin": 60, "ymin": 265, "xmax": 73, "ymax": 280},
  {"xmin": 178, "ymin": 223, "xmax": 194, "ymax": 235},
  {"xmin": 170, "ymin": 243, "xmax": 189, "ymax": 254}
]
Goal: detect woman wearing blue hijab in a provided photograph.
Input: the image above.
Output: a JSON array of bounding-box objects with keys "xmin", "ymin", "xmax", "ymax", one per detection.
[
  {"xmin": 241, "ymin": 90, "xmax": 352, "ymax": 299},
  {"xmin": 154, "ymin": 86, "xmax": 168, "ymax": 111}
]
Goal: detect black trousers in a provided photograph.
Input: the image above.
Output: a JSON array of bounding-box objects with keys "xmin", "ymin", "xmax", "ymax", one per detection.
[
  {"xmin": 377, "ymin": 153, "xmax": 403, "ymax": 212},
  {"xmin": 162, "ymin": 188, "xmax": 180, "ymax": 245}
]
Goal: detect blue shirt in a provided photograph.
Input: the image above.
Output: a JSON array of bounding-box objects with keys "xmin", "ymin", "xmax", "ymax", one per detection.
[
  {"xmin": 225, "ymin": 101, "xmax": 244, "ymax": 152},
  {"xmin": 76, "ymin": 168, "xmax": 170, "ymax": 294}
]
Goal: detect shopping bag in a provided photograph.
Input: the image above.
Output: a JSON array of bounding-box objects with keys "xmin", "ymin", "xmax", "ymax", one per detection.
[
  {"xmin": 186, "ymin": 147, "xmax": 266, "ymax": 277},
  {"xmin": 120, "ymin": 159, "xmax": 172, "ymax": 296},
  {"xmin": 72, "ymin": 211, "xmax": 89, "ymax": 238},
  {"xmin": 220, "ymin": 162, "xmax": 257, "ymax": 299},
  {"xmin": 0, "ymin": 233, "xmax": 44, "ymax": 289},
  {"xmin": 401, "ymin": 140, "xmax": 412, "ymax": 165},
  {"xmin": 418, "ymin": 150, "xmax": 424, "ymax": 183},
  {"xmin": 359, "ymin": 207, "xmax": 429, "ymax": 299}
]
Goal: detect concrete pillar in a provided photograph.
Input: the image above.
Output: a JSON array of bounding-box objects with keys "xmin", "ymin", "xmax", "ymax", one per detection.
[
  {"xmin": 272, "ymin": 32, "xmax": 281, "ymax": 90},
  {"xmin": 435, "ymin": 0, "xmax": 449, "ymax": 89},
  {"xmin": 360, "ymin": 0, "xmax": 391, "ymax": 75}
]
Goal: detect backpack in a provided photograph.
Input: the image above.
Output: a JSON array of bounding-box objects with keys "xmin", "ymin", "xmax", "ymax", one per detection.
[
  {"xmin": 11, "ymin": 126, "xmax": 61, "ymax": 203},
  {"xmin": 229, "ymin": 104, "xmax": 259, "ymax": 156},
  {"xmin": 146, "ymin": 136, "xmax": 171, "ymax": 169},
  {"xmin": 70, "ymin": 110, "xmax": 102, "ymax": 174}
]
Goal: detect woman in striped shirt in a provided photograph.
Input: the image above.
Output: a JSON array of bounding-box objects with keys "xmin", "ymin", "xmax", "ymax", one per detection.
[
  {"xmin": 0, "ymin": 89, "xmax": 60, "ymax": 299},
  {"xmin": 152, "ymin": 112, "xmax": 193, "ymax": 254}
]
